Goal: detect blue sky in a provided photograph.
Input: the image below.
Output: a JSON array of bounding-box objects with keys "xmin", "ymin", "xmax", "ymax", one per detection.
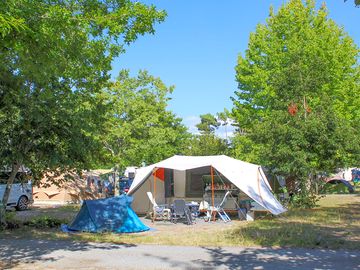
[{"xmin": 112, "ymin": 0, "xmax": 359, "ymax": 133}]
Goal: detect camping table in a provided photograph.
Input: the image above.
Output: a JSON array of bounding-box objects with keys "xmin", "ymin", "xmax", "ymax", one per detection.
[{"xmin": 170, "ymin": 202, "xmax": 200, "ymax": 218}]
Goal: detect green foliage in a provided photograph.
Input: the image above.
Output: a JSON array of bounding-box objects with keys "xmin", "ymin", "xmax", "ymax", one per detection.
[
  {"xmin": 0, "ymin": 14, "xmax": 26, "ymax": 37},
  {"xmin": 289, "ymin": 190, "xmax": 320, "ymax": 209},
  {"xmin": 196, "ymin": 113, "xmax": 220, "ymax": 134},
  {"xmin": 187, "ymin": 110, "xmax": 231, "ymax": 156},
  {"xmin": 102, "ymin": 70, "xmax": 190, "ymax": 168},
  {"xmin": 0, "ymin": 0, "xmax": 166, "ymax": 222},
  {"xmin": 345, "ymin": 0, "xmax": 360, "ymax": 7},
  {"xmin": 184, "ymin": 133, "xmax": 228, "ymax": 156},
  {"xmin": 0, "ymin": 211, "xmax": 20, "ymax": 230},
  {"xmin": 24, "ymin": 216, "xmax": 64, "ymax": 228},
  {"xmin": 0, "ymin": 0, "xmax": 166, "ymax": 175},
  {"xmin": 232, "ymin": 0, "xmax": 360, "ymax": 207}
]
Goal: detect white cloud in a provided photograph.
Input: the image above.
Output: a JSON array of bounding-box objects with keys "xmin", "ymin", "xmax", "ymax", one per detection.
[
  {"xmin": 183, "ymin": 115, "xmax": 200, "ymax": 135},
  {"xmin": 216, "ymin": 124, "xmax": 236, "ymax": 139}
]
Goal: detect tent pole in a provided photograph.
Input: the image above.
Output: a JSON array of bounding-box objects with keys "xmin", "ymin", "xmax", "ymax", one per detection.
[
  {"xmin": 211, "ymin": 166, "xmax": 215, "ymax": 221},
  {"xmin": 153, "ymin": 168, "xmax": 157, "ymax": 223}
]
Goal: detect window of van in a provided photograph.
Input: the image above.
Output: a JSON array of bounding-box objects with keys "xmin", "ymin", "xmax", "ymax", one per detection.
[{"xmin": 0, "ymin": 173, "xmax": 28, "ymax": 184}]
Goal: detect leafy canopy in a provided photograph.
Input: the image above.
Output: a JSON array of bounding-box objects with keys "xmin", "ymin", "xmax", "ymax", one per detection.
[
  {"xmin": 184, "ymin": 134, "xmax": 228, "ymax": 156},
  {"xmin": 186, "ymin": 111, "xmax": 230, "ymax": 156},
  {"xmin": 196, "ymin": 113, "xmax": 220, "ymax": 134},
  {"xmin": 102, "ymin": 70, "xmax": 190, "ymax": 169},
  {"xmin": 0, "ymin": 0, "xmax": 166, "ymax": 176},
  {"xmin": 0, "ymin": 0, "xmax": 166, "ymax": 221},
  {"xmin": 232, "ymin": 0, "xmax": 360, "ymax": 206}
]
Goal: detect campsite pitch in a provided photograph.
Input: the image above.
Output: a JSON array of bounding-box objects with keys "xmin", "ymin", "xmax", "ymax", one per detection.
[{"xmin": 4, "ymin": 194, "xmax": 360, "ymax": 250}]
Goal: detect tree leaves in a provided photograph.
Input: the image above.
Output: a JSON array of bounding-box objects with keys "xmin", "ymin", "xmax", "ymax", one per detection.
[
  {"xmin": 102, "ymin": 70, "xmax": 189, "ymax": 168},
  {"xmin": 231, "ymin": 0, "xmax": 360, "ymax": 203},
  {"xmin": 344, "ymin": 0, "xmax": 360, "ymax": 7},
  {"xmin": 0, "ymin": 0, "xmax": 167, "ymax": 180}
]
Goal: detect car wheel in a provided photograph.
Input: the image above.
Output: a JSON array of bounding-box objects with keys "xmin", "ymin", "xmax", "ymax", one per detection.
[{"xmin": 16, "ymin": 196, "xmax": 29, "ymax": 211}]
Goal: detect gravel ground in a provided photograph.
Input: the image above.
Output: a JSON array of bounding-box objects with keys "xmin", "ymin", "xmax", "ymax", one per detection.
[{"xmin": 1, "ymin": 238, "xmax": 359, "ymax": 270}]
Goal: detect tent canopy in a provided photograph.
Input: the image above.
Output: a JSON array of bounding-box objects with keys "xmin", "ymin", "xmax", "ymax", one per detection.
[
  {"xmin": 68, "ymin": 196, "xmax": 149, "ymax": 233},
  {"xmin": 128, "ymin": 155, "xmax": 287, "ymax": 215}
]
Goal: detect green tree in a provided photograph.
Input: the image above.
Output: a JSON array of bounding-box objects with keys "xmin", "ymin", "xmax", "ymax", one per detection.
[
  {"xmin": 102, "ymin": 70, "xmax": 189, "ymax": 168},
  {"xmin": 196, "ymin": 113, "xmax": 220, "ymax": 134},
  {"xmin": 186, "ymin": 111, "xmax": 229, "ymax": 156},
  {"xmin": 232, "ymin": 0, "xmax": 360, "ymax": 207},
  {"xmin": 217, "ymin": 109, "xmax": 231, "ymax": 141},
  {"xmin": 184, "ymin": 134, "xmax": 228, "ymax": 156},
  {"xmin": 0, "ymin": 0, "xmax": 166, "ymax": 223}
]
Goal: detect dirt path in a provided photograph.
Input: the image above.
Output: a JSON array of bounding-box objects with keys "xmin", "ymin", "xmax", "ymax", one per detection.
[{"xmin": 1, "ymin": 238, "xmax": 359, "ymax": 270}]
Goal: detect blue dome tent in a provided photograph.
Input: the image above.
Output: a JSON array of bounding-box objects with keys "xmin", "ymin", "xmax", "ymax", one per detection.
[{"xmin": 67, "ymin": 195, "xmax": 149, "ymax": 233}]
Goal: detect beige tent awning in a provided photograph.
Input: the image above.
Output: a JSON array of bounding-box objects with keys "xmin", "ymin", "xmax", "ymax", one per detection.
[{"xmin": 128, "ymin": 155, "xmax": 287, "ymax": 215}]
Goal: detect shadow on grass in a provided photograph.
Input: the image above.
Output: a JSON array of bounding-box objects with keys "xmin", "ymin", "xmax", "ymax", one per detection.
[{"xmin": 0, "ymin": 237, "xmax": 136, "ymax": 269}]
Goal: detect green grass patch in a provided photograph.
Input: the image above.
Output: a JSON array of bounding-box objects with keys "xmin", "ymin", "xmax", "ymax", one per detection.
[
  {"xmin": 57, "ymin": 204, "xmax": 81, "ymax": 212},
  {"xmin": 226, "ymin": 194, "xmax": 360, "ymax": 249}
]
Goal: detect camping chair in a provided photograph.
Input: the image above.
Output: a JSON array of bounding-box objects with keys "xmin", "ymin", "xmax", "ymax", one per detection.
[
  {"xmin": 199, "ymin": 200, "xmax": 211, "ymax": 222},
  {"xmin": 171, "ymin": 199, "xmax": 194, "ymax": 225},
  {"xmin": 146, "ymin": 192, "xmax": 171, "ymax": 222},
  {"xmin": 209, "ymin": 191, "xmax": 231, "ymax": 222}
]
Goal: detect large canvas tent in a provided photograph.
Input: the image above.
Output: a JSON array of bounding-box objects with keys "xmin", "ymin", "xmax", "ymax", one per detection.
[
  {"xmin": 67, "ymin": 196, "xmax": 149, "ymax": 233},
  {"xmin": 128, "ymin": 155, "xmax": 286, "ymax": 215}
]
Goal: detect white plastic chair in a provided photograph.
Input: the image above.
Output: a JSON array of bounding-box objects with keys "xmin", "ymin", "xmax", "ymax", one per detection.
[
  {"xmin": 146, "ymin": 192, "xmax": 171, "ymax": 221},
  {"xmin": 199, "ymin": 200, "xmax": 211, "ymax": 221}
]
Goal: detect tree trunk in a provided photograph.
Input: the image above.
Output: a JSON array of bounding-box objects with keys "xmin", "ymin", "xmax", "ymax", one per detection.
[{"xmin": 0, "ymin": 162, "xmax": 21, "ymax": 225}]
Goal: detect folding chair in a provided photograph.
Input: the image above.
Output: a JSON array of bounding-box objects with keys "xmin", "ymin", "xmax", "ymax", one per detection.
[
  {"xmin": 210, "ymin": 191, "xmax": 231, "ymax": 222},
  {"xmin": 171, "ymin": 199, "xmax": 194, "ymax": 225},
  {"xmin": 146, "ymin": 192, "xmax": 171, "ymax": 221}
]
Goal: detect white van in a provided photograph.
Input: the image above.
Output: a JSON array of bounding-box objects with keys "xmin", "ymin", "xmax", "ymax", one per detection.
[{"xmin": 0, "ymin": 173, "xmax": 33, "ymax": 210}]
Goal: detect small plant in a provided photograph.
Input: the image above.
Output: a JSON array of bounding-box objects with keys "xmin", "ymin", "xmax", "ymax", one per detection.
[
  {"xmin": 289, "ymin": 192, "xmax": 320, "ymax": 209},
  {"xmin": 0, "ymin": 212, "xmax": 21, "ymax": 230},
  {"xmin": 24, "ymin": 216, "xmax": 64, "ymax": 228}
]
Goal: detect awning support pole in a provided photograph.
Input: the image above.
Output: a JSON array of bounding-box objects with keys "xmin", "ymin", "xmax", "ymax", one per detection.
[
  {"xmin": 152, "ymin": 168, "xmax": 157, "ymax": 223},
  {"xmin": 211, "ymin": 166, "xmax": 215, "ymax": 221}
]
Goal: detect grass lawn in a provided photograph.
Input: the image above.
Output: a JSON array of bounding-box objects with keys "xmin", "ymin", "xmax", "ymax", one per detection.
[{"xmin": 1, "ymin": 194, "xmax": 359, "ymax": 249}]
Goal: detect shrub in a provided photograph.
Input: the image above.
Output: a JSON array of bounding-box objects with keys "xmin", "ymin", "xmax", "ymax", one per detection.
[
  {"xmin": 24, "ymin": 216, "xmax": 64, "ymax": 228},
  {"xmin": 0, "ymin": 212, "xmax": 21, "ymax": 230}
]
